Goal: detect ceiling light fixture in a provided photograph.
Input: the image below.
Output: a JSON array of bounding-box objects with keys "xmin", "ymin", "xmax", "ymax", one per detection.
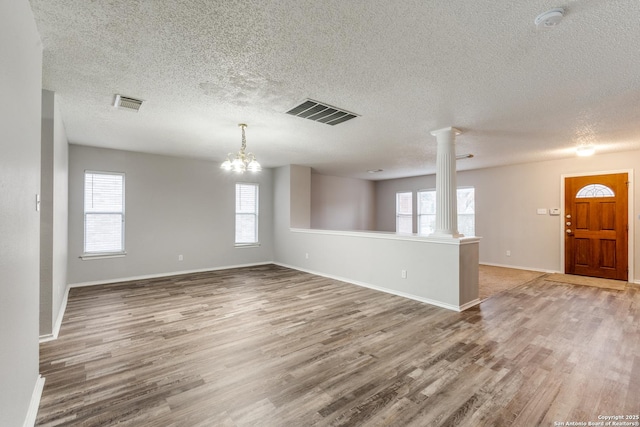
[
  {"xmin": 535, "ymin": 8, "xmax": 565, "ymax": 29},
  {"xmin": 220, "ymin": 124, "xmax": 261, "ymax": 173},
  {"xmin": 576, "ymin": 144, "xmax": 595, "ymax": 157}
]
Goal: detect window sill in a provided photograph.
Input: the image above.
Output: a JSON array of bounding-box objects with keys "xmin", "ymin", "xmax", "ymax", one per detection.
[
  {"xmin": 80, "ymin": 252, "xmax": 127, "ymax": 260},
  {"xmin": 234, "ymin": 243, "xmax": 260, "ymax": 248}
]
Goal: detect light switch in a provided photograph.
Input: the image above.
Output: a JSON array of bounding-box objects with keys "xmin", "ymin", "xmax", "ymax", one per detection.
[{"xmin": 537, "ymin": 208, "xmax": 548, "ymax": 215}]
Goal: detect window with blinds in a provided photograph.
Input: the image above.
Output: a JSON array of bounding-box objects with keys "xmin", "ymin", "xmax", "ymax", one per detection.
[
  {"xmin": 418, "ymin": 187, "xmax": 475, "ymax": 236},
  {"xmin": 235, "ymin": 183, "xmax": 259, "ymax": 245},
  {"xmin": 396, "ymin": 191, "xmax": 413, "ymax": 234},
  {"xmin": 84, "ymin": 171, "xmax": 125, "ymax": 254}
]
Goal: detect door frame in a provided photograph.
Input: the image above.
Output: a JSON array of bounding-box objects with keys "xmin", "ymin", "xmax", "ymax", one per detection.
[{"xmin": 560, "ymin": 169, "xmax": 634, "ymax": 282}]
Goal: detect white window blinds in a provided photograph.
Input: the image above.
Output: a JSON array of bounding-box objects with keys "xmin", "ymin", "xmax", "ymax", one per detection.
[
  {"xmin": 84, "ymin": 172, "xmax": 125, "ymax": 254},
  {"xmin": 396, "ymin": 192, "xmax": 413, "ymax": 234},
  {"xmin": 235, "ymin": 183, "xmax": 259, "ymax": 244}
]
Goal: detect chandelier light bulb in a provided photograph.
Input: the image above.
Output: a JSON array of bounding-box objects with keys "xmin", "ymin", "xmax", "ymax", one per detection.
[{"xmin": 220, "ymin": 123, "xmax": 261, "ymax": 174}]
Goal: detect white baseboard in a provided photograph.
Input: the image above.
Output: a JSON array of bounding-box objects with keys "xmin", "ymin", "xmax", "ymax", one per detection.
[
  {"xmin": 273, "ymin": 262, "xmax": 476, "ymax": 312},
  {"xmin": 40, "ymin": 285, "xmax": 70, "ymax": 343},
  {"xmin": 23, "ymin": 375, "xmax": 45, "ymax": 427},
  {"xmin": 68, "ymin": 262, "xmax": 273, "ymax": 288},
  {"xmin": 459, "ymin": 298, "xmax": 481, "ymax": 311},
  {"xmin": 479, "ymin": 262, "xmax": 559, "ymax": 274}
]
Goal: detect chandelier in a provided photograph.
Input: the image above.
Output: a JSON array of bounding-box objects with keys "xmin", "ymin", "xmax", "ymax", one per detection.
[{"xmin": 220, "ymin": 123, "xmax": 261, "ymax": 173}]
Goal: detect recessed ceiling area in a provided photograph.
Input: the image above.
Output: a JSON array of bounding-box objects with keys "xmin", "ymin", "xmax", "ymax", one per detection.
[{"xmin": 29, "ymin": 0, "xmax": 640, "ymax": 180}]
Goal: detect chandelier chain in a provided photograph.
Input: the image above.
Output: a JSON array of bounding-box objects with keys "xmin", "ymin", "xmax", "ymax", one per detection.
[{"xmin": 240, "ymin": 124, "xmax": 247, "ymax": 151}]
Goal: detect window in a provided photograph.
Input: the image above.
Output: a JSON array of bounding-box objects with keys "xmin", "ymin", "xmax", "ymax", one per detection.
[
  {"xmin": 576, "ymin": 184, "xmax": 614, "ymax": 198},
  {"xmin": 417, "ymin": 190, "xmax": 436, "ymax": 235},
  {"xmin": 418, "ymin": 187, "xmax": 475, "ymax": 236},
  {"xmin": 235, "ymin": 183, "xmax": 259, "ymax": 245},
  {"xmin": 396, "ymin": 192, "xmax": 413, "ymax": 234},
  {"xmin": 84, "ymin": 171, "xmax": 125, "ymax": 255}
]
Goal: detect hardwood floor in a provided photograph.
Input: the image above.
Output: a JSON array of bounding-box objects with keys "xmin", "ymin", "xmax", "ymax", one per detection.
[{"xmin": 37, "ymin": 265, "xmax": 640, "ymax": 426}]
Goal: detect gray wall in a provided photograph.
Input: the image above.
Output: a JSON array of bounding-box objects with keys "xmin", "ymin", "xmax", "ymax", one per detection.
[
  {"xmin": 376, "ymin": 175, "xmax": 435, "ymax": 233},
  {"xmin": 273, "ymin": 165, "xmax": 293, "ymax": 262},
  {"xmin": 311, "ymin": 173, "xmax": 376, "ymax": 231},
  {"xmin": 40, "ymin": 90, "xmax": 69, "ymax": 337},
  {"xmin": 68, "ymin": 145, "xmax": 274, "ymax": 285},
  {"xmin": 275, "ymin": 165, "xmax": 479, "ymax": 310},
  {"xmin": 0, "ymin": 1, "xmax": 43, "ymax": 425},
  {"xmin": 290, "ymin": 165, "xmax": 311, "ymax": 229},
  {"xmin": 375, "ymin": 150, "xmax": 640, "ymax": 277}
]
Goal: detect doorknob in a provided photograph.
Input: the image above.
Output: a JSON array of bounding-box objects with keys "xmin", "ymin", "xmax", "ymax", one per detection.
[
  {"xmin": 566, "ymin": 229, "xmax": 572, "ymax": 234},
  {"xmin": 566, "ymin": 214, "xmax": 571, "ymax": 218},
  {"xmin": 566, "ymin": 222, "xmax": 571, "ymax": 226}
]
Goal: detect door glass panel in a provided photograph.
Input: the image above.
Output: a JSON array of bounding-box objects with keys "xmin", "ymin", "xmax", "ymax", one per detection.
[{"xmin": 576, "ymin": 184, "xmax": 614, "ymax": 198}]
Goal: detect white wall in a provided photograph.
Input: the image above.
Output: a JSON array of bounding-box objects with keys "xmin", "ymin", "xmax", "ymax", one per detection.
[
  {"xmin": 311, "ymin": 173, "xmax": 376, "ymax": 231},
  {"xmin": 40, "ymin": 90, "xmax": 69, "ymax": 337},
  {"xmin": 0, "ymin": 1, "xmax": 43, "ymax": 425},
  {"xmin": 68, "ymin": 145, "xmax": 274, "ymax": 285},
  {"xmin": 375, "ymin": 150, "xmax": 640, "ymax": 278}
]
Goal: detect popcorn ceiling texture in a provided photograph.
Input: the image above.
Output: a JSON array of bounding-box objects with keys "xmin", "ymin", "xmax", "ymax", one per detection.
[{"xmin": 29, "ymin": 0, "xmax": 640, "ymax": 179}]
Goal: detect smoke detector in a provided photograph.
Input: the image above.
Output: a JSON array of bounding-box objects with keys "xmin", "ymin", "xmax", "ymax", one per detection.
[{"xmin": 535, "ymin": 8, "xmax": 565, "ymax": 29}]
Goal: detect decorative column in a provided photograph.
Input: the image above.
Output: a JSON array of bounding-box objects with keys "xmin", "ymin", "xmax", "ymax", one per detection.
[{"xmin": 430, "ymin": 127, "xmax": 463, "ymax": 238}]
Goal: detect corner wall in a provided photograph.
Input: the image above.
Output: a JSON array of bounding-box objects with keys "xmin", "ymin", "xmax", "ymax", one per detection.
[
  {"xmin": 40, "ymin": 90, "xmax": 69, "ymax": 337},
  {"xmin": 67, "ymin": 145, "xmax": 274, "ymax": 285},
  {"xmin": 275, "ymin": 165, "xmax": 479, "ymax": 311},
  {"xmin": 0, "ymin": 1, "xmax": 43, "ymax": 425}
]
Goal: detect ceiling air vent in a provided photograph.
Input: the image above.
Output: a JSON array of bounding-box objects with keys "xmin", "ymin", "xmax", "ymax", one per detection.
[
  {"xmin": 286, "ymin": 99, "xmax": 358, "ymax": 125},
  {"xmin": 113, "ymin": 94, "xmax": 143, "ymax": 111}
]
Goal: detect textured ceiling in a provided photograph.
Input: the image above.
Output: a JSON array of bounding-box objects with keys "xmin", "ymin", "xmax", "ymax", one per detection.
[{"xmin": 29, "ymin": 0, "xmax": 640, "ymax": 180}]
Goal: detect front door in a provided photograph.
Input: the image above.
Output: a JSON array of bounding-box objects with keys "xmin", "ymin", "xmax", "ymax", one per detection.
[{"xmin": 564, "ymin": 173, "xmax": 628, "ymax": 281}]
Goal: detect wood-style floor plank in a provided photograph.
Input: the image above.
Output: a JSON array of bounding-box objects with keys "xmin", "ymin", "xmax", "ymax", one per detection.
[{"xmin": 37, "ymin": 265, "xmax": 640, "ymax": 426}]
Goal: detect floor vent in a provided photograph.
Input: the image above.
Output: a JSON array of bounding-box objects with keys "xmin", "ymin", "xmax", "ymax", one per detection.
[
  {"xmin": 113, "ymin": 94, "xmax": 143, "ymax": 111},
  {"xmin": 286, "ymin": 99, "xmax": 358, "ymax": 125}
]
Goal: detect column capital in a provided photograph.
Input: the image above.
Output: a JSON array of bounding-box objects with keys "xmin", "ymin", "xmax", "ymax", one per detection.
[{"xmin": 430, "ymin": 127, "xmax": 462, "ymax": 137}]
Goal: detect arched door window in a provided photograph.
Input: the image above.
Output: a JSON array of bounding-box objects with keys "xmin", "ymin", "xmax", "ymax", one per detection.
[{"xmin": 576, "ymin": 184, "xmax": 615, "ymax": 198}]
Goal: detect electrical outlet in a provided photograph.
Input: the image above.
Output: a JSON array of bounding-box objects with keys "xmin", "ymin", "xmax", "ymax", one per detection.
[
  {"xmin": 178, "ymin": 254, "xmax": 183, "ymax": 261},
  {"xmin": 305, "ymin": 253, "xmax": 309, "ymax": 259},
  {"xmin": 401, "ymin": 270, "xmax": 407, "ymax": 279},
  {"xmin": 506, "ymin": 250, "xmax": 511, "ymax": 257}
]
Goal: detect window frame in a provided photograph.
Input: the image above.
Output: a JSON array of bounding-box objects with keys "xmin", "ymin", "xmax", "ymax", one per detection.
[
  {"xmin": 417, "ymin": 187, "xmax": 475, "ymax": 237},
  {"xmin": 395, "ymin": 191, "xmax": 413, "ymax": 234},
  {"xmin": 82, "ymin": 170, "xmax": 126, "ymax": 259},
  {"xmin": 235, "ymin": 182, "xmax": 260, "ymax": 247}
]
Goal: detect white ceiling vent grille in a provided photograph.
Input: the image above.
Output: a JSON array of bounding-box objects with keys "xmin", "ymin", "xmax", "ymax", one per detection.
[
  {"xmin": 113, "ymin": 94, "xmax": 143, "ymax": 111},
  {"xmin": 286, "ymin": 99, "xmax": 358, "ymax": 125}
]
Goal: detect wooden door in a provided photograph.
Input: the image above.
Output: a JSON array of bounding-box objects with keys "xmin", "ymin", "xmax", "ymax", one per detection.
[{"xmin": 564, "ymin": 173, "xmax": 628, "ymax": 280}]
